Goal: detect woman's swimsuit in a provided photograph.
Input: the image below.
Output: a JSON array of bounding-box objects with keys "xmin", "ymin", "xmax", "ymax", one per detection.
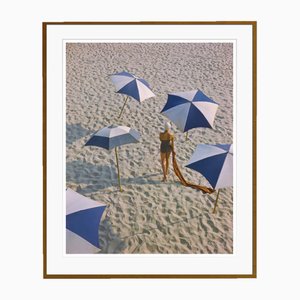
[
  {"xmin": 160, "ymin": 140, "xmax": 172, "ymax": 153},
  {"xmin": 160, "ymin": 132, "xmax": 173, "ymax": 153}
]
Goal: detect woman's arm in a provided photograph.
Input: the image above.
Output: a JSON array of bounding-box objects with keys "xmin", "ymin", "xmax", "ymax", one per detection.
[{"xmin": 171, "ymin": 135, "xmax": 175, "ymax": 150}]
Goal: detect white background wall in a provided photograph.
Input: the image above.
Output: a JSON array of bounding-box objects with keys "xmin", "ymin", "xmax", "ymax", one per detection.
[{"xmin": 0, "ymin": 0, "xmax": 299, "ymax": 299}]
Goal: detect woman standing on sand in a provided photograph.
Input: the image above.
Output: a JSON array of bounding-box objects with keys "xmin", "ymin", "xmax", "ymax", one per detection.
[{"xmin": 159, "ymin": 122, "xmax": 174, "ymax": 182}]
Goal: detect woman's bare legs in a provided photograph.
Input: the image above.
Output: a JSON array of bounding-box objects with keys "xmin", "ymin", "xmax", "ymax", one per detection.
[
  {"xmin": 161, "ymin": 152, "xmax": 171, "ymax": 181},
  {"xmin": 160, "ymin": 153, "xmax": 167, "ymax": 181},
  {"xmin": 165, "ymin": 152, "xmax": 171, "ymax": 176}
]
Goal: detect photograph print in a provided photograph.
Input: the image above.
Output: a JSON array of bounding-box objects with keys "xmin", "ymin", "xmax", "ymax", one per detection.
[{"xmin": 65, "ymin": 42, "xmax": 234, "ymax": 255}]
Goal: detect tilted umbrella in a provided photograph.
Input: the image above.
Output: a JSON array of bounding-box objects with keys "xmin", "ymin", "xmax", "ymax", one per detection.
[
  {"xmin": 186, "ymin": 144, "xmax": 233, "ymax": 213},
  {"xmin": 110, "ymin": 71, "xmax": 155, "ymax": 118},
  {"xmin": 66, "ymin": 188, "xmax": 107, "ymax": 254},
  {"xmin": 161, "ymin": 89, "xmax": 219, "ymax": 140},
  {"xmin": 85, "ymin": 125, "xmax": 140, "ymax": 191}
]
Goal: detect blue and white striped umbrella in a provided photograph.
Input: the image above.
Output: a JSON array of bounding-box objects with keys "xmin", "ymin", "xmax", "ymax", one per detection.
[
  {"xmin": 110, "ymin": 71, "xmax": 155, "ymax": 102},
  {"xmin": 85, "ymin": 125, "xmax": 140, "ymax": 150},
  {"xmin": 186, "ymin": 144, "xmax": 233, "ymax": 213},
  {"xmin": 66, "ymin": 188, "xmax": 107, "ymax": 254},
  {"xmin": 85, "ymin": 125, "xmax": 140, "ymax": 191},
  {"xmin": 186, "ymin": 144, "xmax": 233, "ymax": 190},
  {"xmin": 161, "ymin": 89, "xmax": 219, "ymax": 133},
  {"xmin": 111, "ymin": 71, "xmax": 156, "ymax": 118}
]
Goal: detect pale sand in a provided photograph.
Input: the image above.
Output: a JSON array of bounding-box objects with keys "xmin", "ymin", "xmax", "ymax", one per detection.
[{"xmin": 66, "ymin": 43, "xmax": 233, "ymax": 254}]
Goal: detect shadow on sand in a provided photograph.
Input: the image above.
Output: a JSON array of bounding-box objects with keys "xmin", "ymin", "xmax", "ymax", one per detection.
[
  {"xmin": 66, "ymin": 123, "xmax": 93, "ymax": 145},
  {"xmin": 66, "ymin": 160, "xmax": 176, "ymax": 194},
  {"xmin": 98, "ymin": 217, "xmax": 126, "ymax": 254}
]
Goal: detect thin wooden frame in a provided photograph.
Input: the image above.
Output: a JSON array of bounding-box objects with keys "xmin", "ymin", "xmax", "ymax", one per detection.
[{"xmin": 43, "ymin": 21, "xmax": 257, "ymax": 279}]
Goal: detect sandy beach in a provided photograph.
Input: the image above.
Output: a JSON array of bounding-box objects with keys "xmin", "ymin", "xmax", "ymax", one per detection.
[{"xmin": 66, "ymin": 42, "xmax": 233, "ymax": 254}]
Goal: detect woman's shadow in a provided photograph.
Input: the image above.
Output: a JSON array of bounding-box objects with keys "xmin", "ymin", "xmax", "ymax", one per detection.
[{"xmin": 67, "ymin": 159, "xmax": 176, "ymax": 195}]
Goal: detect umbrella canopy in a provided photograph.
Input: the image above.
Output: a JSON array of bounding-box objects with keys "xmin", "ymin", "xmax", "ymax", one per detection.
[
  {"xmin": 185, "ymin": 144, "xmax": 233, "ymax": 190},
  {"xmin": 66, "ymin": 188, "xmax": 107, "ymax": 254},
  {"xmin": 161, "ymin": 89, "xmax": 219, "ymax": 132},
  {"xmin": 85, "ymin": 125, "xmax": 140, "ymax": 191},
  {"xmin": 85, "ymin": 125, "xmax": 140, "ymax": 150},
  {"xmin": 110, "ymin": 71, "xmax": 155, "ymax": 102}
]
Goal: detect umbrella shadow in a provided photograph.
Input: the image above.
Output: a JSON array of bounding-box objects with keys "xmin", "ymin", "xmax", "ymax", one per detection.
[
  {"xmin": 67, "ymin": 160, "xmax": 175, "ymax": 194},
  {"xmin": 66, "ymin": 160, "xmax": 117, "ymax": 192},
  {"xmin": 66, "ymin": 123, "xmax": 93, "ymax": 145},
  {"xmin": 99, "ymin": 217, "xmax": 126, "ymax": 253},
  {"xmin": 121, "ymin": 172, "xmax": 165, "ymax": 185}
]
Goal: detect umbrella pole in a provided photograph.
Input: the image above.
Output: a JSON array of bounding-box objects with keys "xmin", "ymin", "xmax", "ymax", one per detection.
[
  {"xmin": 185, "ymin": 131, "xmax": 188, "ymax": 141},
  {"xmin": 212, "ymin": 189, "xmax": 220, "ymax": 214},
  {"xmin": 118, "ymin": 96, "xmax": 129, "ymax": 119},
  {"xmin": 114, "ymin": 147, "xmax": 122, "ymax": 192}
]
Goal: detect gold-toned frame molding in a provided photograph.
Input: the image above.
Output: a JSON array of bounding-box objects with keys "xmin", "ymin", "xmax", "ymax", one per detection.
[{"xmin": 43, "ymin": 21, "xmax": 257, "ymax": 279}]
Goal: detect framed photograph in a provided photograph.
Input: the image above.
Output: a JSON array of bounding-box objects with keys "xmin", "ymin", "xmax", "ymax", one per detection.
[{"xmin": 43, "ymin": 21, "xmax": 257, "ymax": 278}]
